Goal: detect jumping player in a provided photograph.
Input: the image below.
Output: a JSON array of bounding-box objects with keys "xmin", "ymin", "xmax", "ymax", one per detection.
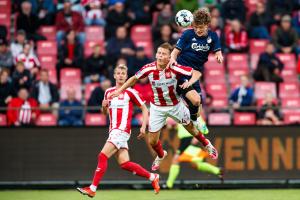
[
  {"xmin": 166, "ymin": 123, "xmax": 223, "ymax": 189},
  {"xmin": 77, "ymin": 65, "xmax": 160, "ymax": 198},
  {"xmin": 109, "ymin": 43, "xmax": 218, "ymax": 172},
  {"xmin": 169, "ymin": 8, "xmax": 224, "ymax": 134}
]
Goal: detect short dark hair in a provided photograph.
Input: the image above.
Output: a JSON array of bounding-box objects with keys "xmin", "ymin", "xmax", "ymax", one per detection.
[
  {"xmin": 193, "ymin": 8, "xmax": 211, "ymax": 26},
  {"xmin": 158, "ymin": 42, "xmax": 173, "ymax": 53}
]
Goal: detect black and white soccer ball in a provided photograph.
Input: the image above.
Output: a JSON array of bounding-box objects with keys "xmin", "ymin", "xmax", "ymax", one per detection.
[{"xmin": 175, "ymin": 10, "xmax": 193, "ymax": 28}]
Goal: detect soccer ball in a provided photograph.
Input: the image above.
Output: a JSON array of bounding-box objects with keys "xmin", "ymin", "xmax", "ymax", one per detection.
[{"xmin": 175, "ymin": 10, "xmax": 193, "ymax": 28}]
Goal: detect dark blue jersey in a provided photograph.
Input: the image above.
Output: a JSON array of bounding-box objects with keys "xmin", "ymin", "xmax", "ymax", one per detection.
[{"xmin": 176, "ymin": 29, "xmax": 221, "ymax": 73}]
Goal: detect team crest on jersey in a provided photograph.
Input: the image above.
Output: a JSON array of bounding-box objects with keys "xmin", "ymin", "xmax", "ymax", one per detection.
[
  {"xmin": 207, "ymin": 36, "xmax": 212, "ymax": 43},
  {"xmin": 118, "ymin": 93, "xmax": 124, "ymax": 99},
  {"xmin": 192, "ymin": 37, "xmax": 197, "ymax": 41},
  {"xmin": 165, "ymin": 71, "xmax": 171, "ymax": 78}
]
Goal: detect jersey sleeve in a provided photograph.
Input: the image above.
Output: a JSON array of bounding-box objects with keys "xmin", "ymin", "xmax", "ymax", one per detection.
[
  {"xmin": 135, "ymin": 65, "xmax": 152, "ymax": 79},
  {"xmin": 175, "ymin": 30, "xmax": 189, "ymax": 51},
  {"xmin": 104, "ymin": 89, "xmax": 110, "ymax": 100},
  {"xmin": 127, "ymin": 88, "xmax": 145, "ymax": 107},
  {"xmin": 211, "ymin": 31, "xmax": 221, "ymax": 52},
  {"xmin": 170, "ymin": 64, "xmax": 193, "ymax": 76}
]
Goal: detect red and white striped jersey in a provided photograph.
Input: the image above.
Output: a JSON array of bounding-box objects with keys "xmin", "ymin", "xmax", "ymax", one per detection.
[
  {"xmin": 18, "ymin": 101, "xmax": 32, "ymax": 124},
  {"xmin": 104, "ymin": 87, "xmax": 145, "ymax": 134},
  {"xmin": 135, "ymin": 61, "xmax": 193, "ymax": 106}
]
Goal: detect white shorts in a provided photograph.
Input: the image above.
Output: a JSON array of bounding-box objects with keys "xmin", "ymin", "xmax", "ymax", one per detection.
[
  {"xmin": 149, "ymin": 101, "xmax": 190, "ymax": 132},
  {"xmin": 107, "ymin": 129, "xmax": 130, "ymax": 149}
]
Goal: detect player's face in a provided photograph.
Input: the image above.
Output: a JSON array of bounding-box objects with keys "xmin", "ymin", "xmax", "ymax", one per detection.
[
  {"xmin": 114, "ymin": 68, "xmax": 128, "ymax": 84},
  {"xmin": 193, "ymin": 24, "xmax": 208, "ymax": 37},
  {"xmin": 156, "ymin": 47, "xmax": 170, "ymax": 67}
]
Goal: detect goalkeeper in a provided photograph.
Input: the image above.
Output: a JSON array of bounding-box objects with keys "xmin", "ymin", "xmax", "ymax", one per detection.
[{"xmin": 166, "ymin": 123, "xmax": 223, "ymax": 189}]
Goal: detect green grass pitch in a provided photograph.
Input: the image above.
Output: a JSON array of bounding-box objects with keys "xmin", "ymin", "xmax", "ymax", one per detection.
[{"xmin": 0, "ymin": 189, "xmax": 300, "ymax": 200}]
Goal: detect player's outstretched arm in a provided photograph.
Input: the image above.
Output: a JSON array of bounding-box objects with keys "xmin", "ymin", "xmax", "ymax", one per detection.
[
  {"xmin": 180, "ymin": 70, "xmax": 202, "ymax": 89},
  {"xmin": 108, "ymin": 76, "xmax": 138, "ymax": 99},
  {"xmin": 168, "ymin": 48, "xmax": 181, "ymax": 67},
  {"xmin": 214, "ymin": 50, "xmax": 223, "ymax": 64},
  {"xmin": 137, "ymin": 104, "xmax": 148, "ymax": 140}
]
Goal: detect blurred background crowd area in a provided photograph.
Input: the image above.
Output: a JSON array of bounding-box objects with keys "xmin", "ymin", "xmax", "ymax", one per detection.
[{"xmin": 0, "ymin": 0, "xmax": 299, "ymax": 127}]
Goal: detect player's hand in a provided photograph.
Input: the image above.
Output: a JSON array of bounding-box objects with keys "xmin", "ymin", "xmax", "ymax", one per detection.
[
  {"xmin": 102, "ymin": 100, "xmax": 109, "ymax": 107},
  {"xmin": 179, "ymin": 80, "xmax": 191, "ymax": 89},
  {"xmin": 215, "ymin": 51, "xmax": 223, "ymax": 64},
  {"xmin": 107, "ymin": 91, "xmax": 120, "ymax": 99},
  {"xmin": 167, "ymin": 57, "xmax": 177, "ymax": 68},
  {"xmin": 137, "ymin": 126, "xmax": 146, "ymax": 140}
]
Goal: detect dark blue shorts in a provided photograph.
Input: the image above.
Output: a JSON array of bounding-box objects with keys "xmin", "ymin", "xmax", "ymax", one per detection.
[{"xmin": 177, "ymin": 75, "xmax": 202, "ymax": 103}]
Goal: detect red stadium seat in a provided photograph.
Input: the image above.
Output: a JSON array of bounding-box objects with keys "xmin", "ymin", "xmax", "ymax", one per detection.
[
  {"xmin": 39, "ymin": 55, "xmax": 57, "ymax": 69},
  {"xmin": 0, "ymin": 114, "xmax": 7, "ymax": 126},
  {"xmin": 211, "ymin": 98, "xmax": 228, "ymax": 109},
  {"xmin": 35, "ymin": 113, "xmax": 57, "ymax": 126},
  {"xmin": 85, "ymin": 83, "xmax": 100, "ymax": 102},
  {"xmin": 276, "ymin": 53, "xmax": 296, "ymax": 69},
  {"xmin": 281, "ymin": 69, "xmax": 298, "ymax": 82},
  {"xmin": 47, "ymin": 68, "xmax": 58, "ymax": 85},
  {"xmin": 85, "ymin": 113, "xmax": 107, "ymax": 126},
  {"xmin": 134, "ymin": 40, "xmax": 153, "ymax": 58},
  {"xmin": 204, "ymin": 54, "xmax": 225, "ymax": 69},
  {"xmin": 206, "ymin": 83, "xmax": 227, "ymax": 98},
  {"xmin": 279, "ymin": 83, "xmax": 300, "ymax": 98},
  {"xmin": 85, "ymin": 26, "xmax": 105, "ymax": 42},
  {"xmin": 131, "ymin": 25, "xmax": 152, "ymax": 41},
  {"xmin": 254, "ymin": 82, "xmax": 277, "ymax": 99},
  {"xmin": 0, "ymin": 0, "xmax": 11, "ymax": 14},
  {"xmin": 60, "ymin": 83, "xmax": 82, "ymax": 100},
  {"xmin": 208, "ymin": 113, "xmax": 231, "ymax": 125},
  {"xmin": 60, "ymin": 68, "xmax": 81, "ymax": 84},
  {"xmin": 37, "ymin": 41, "xmax": 57, "ymax": 56},
  {"xmin": 284, "ymin": 112, "xmax": 300, "ymax": 125},
  {"xmin": 281, "ymin": 98, "xmax": 300, "ymax": 108},
  {"xmin": 204, "ymin": 68, "xmax": 226, "ymax": 83},
  {"xmin": 0, "ymin": 12, "xmax": 10, "ymax": 31},
  {"xmin": 84, "ymin": 40, "xmax": 105, "ymax": 57},
  {"xmin": 250, "ymin": 54, "xmax": 259, "ymax": 70},
  {"xmin": 234, "ymin": 112, "xmax": 256, "ymax": 125},
  {"xmin": 249, "ymin": 39, "xmax": 268, "ymax": 54},
  {"xmin": 228, "ymin": 68, "xmax": 249, "ymax": 84},
  {"xmin": 227, "ymin": 53, "xmax": 249, "ymax": 69},
  {"xmin": 39, "ymin": 26, "xmax": 56, "ymax": 41}
]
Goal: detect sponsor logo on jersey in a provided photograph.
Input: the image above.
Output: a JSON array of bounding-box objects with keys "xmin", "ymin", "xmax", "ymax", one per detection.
[{"xmin": 191, "ymin": 43, "xmax": 210, "ymax": 52}]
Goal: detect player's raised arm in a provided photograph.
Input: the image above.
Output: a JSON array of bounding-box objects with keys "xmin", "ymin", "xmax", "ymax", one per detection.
[
  {"xmin": 108, "ymin": 76, "xmax": 138, "ymax": 99},
  {"xmin": 169, "ymin": 48, "xmax": 180, "ymax": 66},
  {"xmin": 180, "ymin": 69, "xmax": 202, "ymax": 89}
]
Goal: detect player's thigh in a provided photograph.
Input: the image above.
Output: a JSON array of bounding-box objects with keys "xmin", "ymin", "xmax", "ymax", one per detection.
[
  {"xmin": 185, "ymin": 90, "xmax": 201, "ymax": 106},
  {"xmin": 115, "ymin": 149, "xmax": 130, "ymax": 165},
  {"xmin": 149, "ymin": 104, "xmax": 167, "ymax": 133},
  {"xmin": 101, "ymin": 142, "xmax": 119, "ymax": 158},
  {"xmin": 169, "ymin": 101, "xmax": 190, "ymax": 125}
]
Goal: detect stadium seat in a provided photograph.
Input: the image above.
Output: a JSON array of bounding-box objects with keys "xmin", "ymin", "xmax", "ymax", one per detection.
[
  {"xmin": 205, "ymin": 83, "xmax": 227, "ymax": 98},
  {"xmin": 60, "ymin": 68, "xmax": 81, "ymax": 84},
  {"xmin": 281, "ymin": 69, "xmax": 298, "ymax": 82},
  {"xmin": 227, "ymin": 53, "xmax": 249, "ymax": 69},
  {"xmin": 130, "ymin": 25, "xmax": 152, "ymax": 41},
  {"xmin": 60, "ymin": 83, "xmax": 82, "ymax": 100},
  {"xmin": 39, "ymin": 26, "xmax": 56, "ymax": 41},
  {"xmin": 228, "ymin": 68, "xmax": 249, "ymax": 84},
  {"xmin": 204, "ymin": 68, "xmax": 226, "ymax": 83},
  {"xmin": 233, "ymin": 112, "xmax": 256, "ymax": 125},
  {"xmin": 0, "ymin": 12, "xmax": 10, "ymax": 32},
  {"xmin": 84, "ymin": 83, "xmax": 100, "ymax": 102},
  {"xmin": 284, "ymin": 112, "xmax": 300, "ymax": 125},
  {"xmin": 0, "ymin": 114, "xmax": 7, "ymax": 126},
  {"xmin": 276, "ymin": 53, "xmax": 296, "ymax": 69},
  {"xmin": 37, "ymin": 41, "xmax": 57, "ymax": 56},
  {"xmin": 85, "ymin": 26, "xmax": 105, "ymax": 42},
  {"xmin": 35, "ymin": 113, "xmax": 57, "ymax": 126},
  {"xmin": 281, "ymin": 98, "xmax": 300, "ymax": 108},
  {"xmin": 254, "ymin": 82, "xmax": 277, "ymax": 99},
  {"xmin": 208, "ymin": 113, "xmax": 231, "ymax": 125},
  {"xmin": 211, "ymin": 98, "xmax": 228, "ymax": 109},
  {"xmin": 204, "ymin": 54, "xmax": 225, "ymax": 69},
  {"xmin": 39, "ymin": 55, "xmax": 57, "ymax": 69},
  {"xmin": 249, "ymin": 39, "xmax": 268, "ymax": 54},
  {"xmin": 85, "ymin": 113, "xmax": 107, "ymax": 126},
  {"xmin": 279, "ymin": 83, "xmax": 300, "ymax": 98},
  {"xmin": 134, "ymin": 40, "xmax": 153, "ymax": 58},
  {"xmin": 84, "ymin": 40, "xmax": 105, "ymax": 58},
  {"xmin": 250, "ymin": 54, "xmax": 259, "ymax": 70}
]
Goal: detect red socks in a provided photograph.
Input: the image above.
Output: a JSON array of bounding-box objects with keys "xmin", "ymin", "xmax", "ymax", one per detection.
[
  {"xmin": 195, "ymin": 133, "xmax": 209, "ymax": 146},
  {"xmin": 152, "ymin": 140, "xmax": 164, "ymax": 158},
  {"xmin": 121, "ymin": 161, "xmax": 151, "ymax": 179},
  {"xmin": 91, "ymin": 153, "xmax": 108, "ymax": 187}
]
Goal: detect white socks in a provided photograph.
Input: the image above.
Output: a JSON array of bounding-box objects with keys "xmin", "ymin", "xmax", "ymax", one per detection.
[{"xmin": 89, "ymin": 184, "xmax": 97, "ymax": 192}]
